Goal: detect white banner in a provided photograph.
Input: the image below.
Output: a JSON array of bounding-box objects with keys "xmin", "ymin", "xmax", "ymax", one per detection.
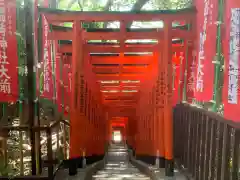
[{"xmin": 228, "ymin": 8, "xmax": 240, "ymax": 104}]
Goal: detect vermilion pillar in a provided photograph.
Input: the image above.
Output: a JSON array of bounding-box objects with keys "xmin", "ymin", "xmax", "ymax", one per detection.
[
  {"xmin": 136, "ymin": 113, "xmax": 142, "ymax": 155},
  {"xmin": 70, "ymin": 20, "xmax": 82, "ymax": 158},
  {"xmin": 163, "ymin": 20, "xmax": 174, "ymax": 176},
  {"xmin": 150, "ymin": 91, "xmax": 155, "ymax": 158},
  {"xmin": 156, "ymin": 51, "xmax": 165, "ymax": 167}
]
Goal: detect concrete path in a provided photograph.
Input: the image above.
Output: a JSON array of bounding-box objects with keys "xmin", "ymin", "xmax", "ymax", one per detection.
[
  {"xmin": 54, "ymin": 144, "xmax": 188, "ymax": 180},
  {"xmin": 92, "ymin": 144, "xmax": 150, "ymax": 180}
]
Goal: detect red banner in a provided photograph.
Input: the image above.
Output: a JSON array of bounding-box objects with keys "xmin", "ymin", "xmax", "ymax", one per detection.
[
  {"xmin": 172, "ymin": 52, "xmax": 184, "ymax": 105},
  {"xmin": 195, "ymin": 0, "xmax": 218, "ymax": 101},
  {"xmin": 223, "ymin": 1, "xmax": 240, "ymax": 122},
  {"xmin": 55, "ymin": 52, "xmax": 71, "ymax": 115},
  {"xmin": 62, "ymin": 60, "xmax": 71, "ymax": 115},
  {"xmin": 55, "ymin": 51, "xmax": 61, "ymax": 112},
  {"xmin": 0, "ymin": 0, "xmax": 18, "ymax": 102},
  {"xmin": 41, "ymin": 14, "xmax": 54, "ymax": 99},
  {"xmin": 186, "ymin": 45, "xmax": 196, "ymax": 103}
]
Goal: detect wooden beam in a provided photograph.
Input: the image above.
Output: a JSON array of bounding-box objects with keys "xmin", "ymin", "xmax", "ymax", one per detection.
[
  {"xmin": 101, "ymin": 87, "xmax": 140, "ymax": 92},
  {"xmin": 107, "ymin": 107, "xmax": 136, "ymax": 110},
  {"xmin": 93, "ymin": 66, "xmax": 149, "ymax": 74},
  {"xmin": 105, "ymin": 104, "xmax": 136, "ymax": 108},
  {"xmin": 107, "ymin": 111, "xmax": 136, "ymax": 116},
  {"xmin": 104, "ymin": 105, "xmax": 137, "ymax": 108},
  {"xmin": 84, "ymin": 29, "xmax": 194, "ymax": 40},
  {"xmin": 100, "ymin": 83, "xmax": 141, "ymax": 87},
  {"xmin": 104, "ymin": 99, "xmax": 137, "ymax": 103},
  {"xmin": 49, "ymin": 31, "xmax": 73, "ymax": 40},
  {"xmin": 101, "ymin": 91, "xmax": 138, "ymax": 94},
  {"xmin": 83, "ymin": 31, "xmax": 160, "ymax": 40},
  {"xmin": 103, "ymin": 93, "xmax": 138, "ymax": 98},
  {"xmin": 49, "ymin": 29, "xmax": 194, "ymax": 40},
  {"xmin": 96, "ymin": 74, "xmax": 146, "ymax": 81},
  {"xmin": 87, "ymin": 45, "xmax": 158, "ymax": 53},
  {"xmin": 39, "ymin": 7, "xmax": 196, "ymax": 22},
  {"xmin": 108, "ymin": 114, "xmax": 136, "ymax": 118},
  {"xmin": 90, "ymin": 55, "xmax": 154, "ymax": 65},
  {"xmin": 58, "ymin": 44, "xmax": 184, "ymax": 53}
]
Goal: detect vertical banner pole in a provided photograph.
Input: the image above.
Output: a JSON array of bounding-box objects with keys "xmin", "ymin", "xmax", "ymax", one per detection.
[
  {"xmin": 212, "ymin": 0, "xmax": 224, "ymax": 112},
  {"xmin": 60, "ymin": 55, "xmax": 64, "ymax": 114},
  {"xmin": 2, "ymin": 103, "xmax": 5, "ymax": 117},
  {"xmin": 16, "ymin": 0, "xmax": 25, "ymax": 174},
  {"xmin": 24, "ymin": 0, "xmax": 37, "ymax": 175},
  {"xmin": 181, "ymin": 24, "xmax": 191, "ymax": 103},
  {"xmin": 182, "ymin": 41, "xmax": 189, "ymax": 102},
  {"xmin": 34, "ymin": 0, "xmax": 42, "ymax": 174}
]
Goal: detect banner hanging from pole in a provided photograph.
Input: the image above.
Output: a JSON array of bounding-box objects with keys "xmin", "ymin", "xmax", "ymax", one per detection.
[
  {"xmin": 40, "ymin": 0, "xmax": 54, "ymax": 99},
  {"xmin": 223, "ymin": 1, "xmax": 240, "ymax": 122},
  {"xmin": 40, "ymin": 14, "xmax": 54, "ymax": 99},
  {"xmin": 55, "ymin": 51, "xmax": 62, "ymax": 112},
  {"xmin": 172, "ymin": 52, "xmax": 183, "ymax": 105},
  {"xmin": 195, "ymin": 0, "xmax": 218, "ymax": 101},
  {"xmin": 55, "ymin": 51, "xmax": 71, "ymax": 115},
  {"xmin": 0, "ymin": 0, "xmax": 18, "ymax": 102},
  {"xmin": 186, "ymin": 45, "xmax": 196, "ymax": 103},
  {"xmin": 63, "ymin": 58, "xmax": 71, "ymax": 115}
]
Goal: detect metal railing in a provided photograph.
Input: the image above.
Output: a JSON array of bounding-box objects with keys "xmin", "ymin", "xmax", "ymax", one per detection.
[
  {"xmin": 174, "ymin": 103, "xmax": 240, "ymax": 180},
  {"xmin": 0, "ymin": 118, "xmax": 70, "ymax": 179}
]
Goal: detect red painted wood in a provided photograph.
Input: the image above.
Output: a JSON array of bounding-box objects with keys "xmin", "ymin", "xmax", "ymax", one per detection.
[
  {"xmin": 58, "ymin": 44, "xmax": 184, "ymax": 54},
  {"xmin": 47, "ymin": 8, "xmax": 196, "ymax": 161},
  {"xmin": 42, "ymin": 11, "xmax": 195, "ymax": 24}
]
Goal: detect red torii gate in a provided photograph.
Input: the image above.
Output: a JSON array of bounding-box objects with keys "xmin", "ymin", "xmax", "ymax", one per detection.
[{"xmin": 39, "ymin": 7, "xmax": 196, "ymax": 176}]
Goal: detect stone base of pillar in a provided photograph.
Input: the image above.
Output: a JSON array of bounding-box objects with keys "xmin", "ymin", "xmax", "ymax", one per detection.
[
  {"xmin": 155, "ymin": 156, "xmax": 165, "ymax": 168},
  {"xmin": 136, "ymin": 155, "xmax": 155, "ymax": 165},
  {"xmin": 68, "ymin": 158, "xmax": 78, "ymax": 176},
  {"xmin": 165, "ymin": 159, "xmax": 174, "ymax": 177}
]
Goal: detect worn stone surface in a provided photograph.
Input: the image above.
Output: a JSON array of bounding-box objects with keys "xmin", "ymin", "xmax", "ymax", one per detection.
[
  {"xmin": 149, "ymin": 167, "xmax": 187, "ymax": 180},
  {"xmin": 54, "ymin": 144, "xmax": 187, "ymax": 180},
  {"xmin": 92, "ymin": 144, "xmax": 150, "ymax": 180},
  {"xmin": 54, "ymin": 168, "xmax": 86, "ymax": 180}
]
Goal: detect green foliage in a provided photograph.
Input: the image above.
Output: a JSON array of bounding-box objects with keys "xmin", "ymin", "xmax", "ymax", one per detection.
[
  {"xmin": 144, "ymin": 0, "xmax": 193, "ymax": 10},
  {"xmin": 57, "ymin": 149, "xmax": 64, "ymax": 160},
  {"xmin": 0, "ymin": 153, "xmax": 15, "ymax": 178},
  {"xmin": 58, "ymin": 0, "xmax": 106, "ymax": 28},
  {"xmin": 59, "ymin": 0, "xmax": 193, "ymax": 12},
  {"xmin": 58, "ymin": 0, "xmax": 193, "ymax": 29},
  {"xmin": 0, "ymin": 165, "xmax": 12, "ymax": 177},
  {"xmin": 58, "ymin": 0, "xmax": 105, "ymax": 11}
]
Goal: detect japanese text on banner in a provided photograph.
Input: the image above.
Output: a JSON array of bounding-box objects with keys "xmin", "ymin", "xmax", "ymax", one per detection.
[
  {"xmin": 0, "ymin": 0, "xmax": 18, "ymax": 102},
  {"xmin": 0, "ymin": 1, "xmax": 10, "ymax": 94},
  {"xmin": 187, "ymin": 51, "xmax": 196, "ymax": 93},
  {"xmin": 228, "ymin": 8, "xmax": 240, "ymax": 104},
  {"xmin": 41, "ymin": 13, "xmax": 53, "ymax": 99},
  {"xmin": 43, "ymin": 16, "xmax": 50, "ymax": 93},
  {"xmin": 196, "ymin": 0, "xmax": 210, "ymax": 92}
]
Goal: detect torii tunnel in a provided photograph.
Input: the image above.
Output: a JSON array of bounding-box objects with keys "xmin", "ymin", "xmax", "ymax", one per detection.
[
  {"xmin": 41, "ymin": 9, "xmax": 195, "ymax": 174},
  {"xmin": 38, "ymin": 7, "xmax": 196, "ymax": 177},
  {"xmin": 2, "ymin": 5, "xmax": 238, "ymax": 180}
]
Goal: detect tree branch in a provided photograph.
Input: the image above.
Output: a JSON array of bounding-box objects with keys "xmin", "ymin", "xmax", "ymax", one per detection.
[
  {"xmin": 77, "ymin": 0, "xmax": 83, "ymax": 11},
  {"xmin": 103, "ymin": 0, "xmax": 113, "ymax": 28},
  {"xmin": 67, "ymin": 0, "xmax": 77, "ymax": 9},
  {"xmin": 127, "ymin": 0, "xmax": 149, "ymax": 28}
]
